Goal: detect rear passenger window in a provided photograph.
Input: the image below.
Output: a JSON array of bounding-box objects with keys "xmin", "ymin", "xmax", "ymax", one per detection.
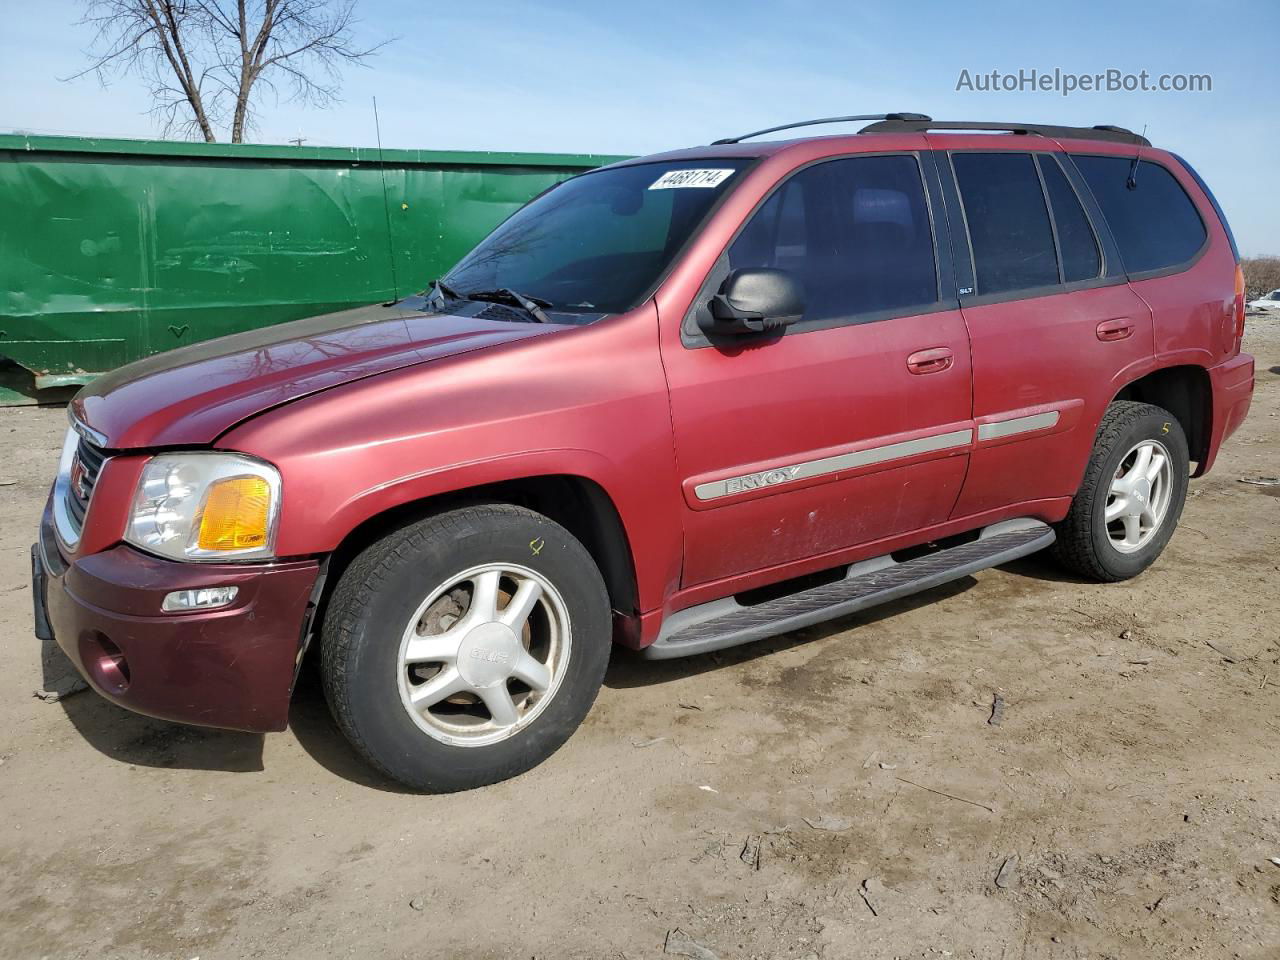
[
  {"xmin": 728, "ymin": 154, "xmax": 937, "ymax": 324},
  {"xmin": 953, "ymin": 153, "xmax": 1059, "ymax": 295},
  {"xmin": 1072, "ymin": 156, "xmax": 1206, "ymax": 274},
  {"xmin": 1037, "ymin": 156, "xmax": 1101, "ymax": 282}
]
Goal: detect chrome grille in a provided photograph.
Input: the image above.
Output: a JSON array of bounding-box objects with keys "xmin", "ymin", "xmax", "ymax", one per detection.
[{"xmin": 64, "ymin": 437, "xmax": 107, "ymax": 534}]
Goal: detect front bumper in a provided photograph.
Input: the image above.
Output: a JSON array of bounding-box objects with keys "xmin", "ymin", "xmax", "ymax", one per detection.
[{"xmin": 34, "ymin": 505, "xmax": 320, "ymax": 733}]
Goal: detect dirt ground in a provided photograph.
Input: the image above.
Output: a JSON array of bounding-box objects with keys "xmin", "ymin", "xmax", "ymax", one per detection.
[{"xmin": 1, "ymin": 322, "xmax": 1277, "ymax": 960}]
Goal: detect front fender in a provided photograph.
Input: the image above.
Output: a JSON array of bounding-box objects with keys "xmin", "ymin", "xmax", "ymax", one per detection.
[
  {"xmin": 325, "ymin": 447, "xmax": 630, "ymax": 551},
  {"xmin": 217, "ymin": 306, "xmax": 684, "ymax": 612}
]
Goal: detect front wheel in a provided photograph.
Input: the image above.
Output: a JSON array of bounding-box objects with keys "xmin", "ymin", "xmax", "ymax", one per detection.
[
  {"xmin": 1053, "ymin": 401, "xmax": 1189, "ymax": 582},
  {"xmin": 320, "ymin": 504, "xmax": 611, "ymax": 792}
]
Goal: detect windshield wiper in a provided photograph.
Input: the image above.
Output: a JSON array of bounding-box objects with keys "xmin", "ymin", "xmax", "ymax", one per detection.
[
  {"xmin": 462, "ymin": 288, "xmax": 553, "ymax": 324},
  {"xmin": 426, "ymin": 278, "xmax": 462, "ymax": 304}
]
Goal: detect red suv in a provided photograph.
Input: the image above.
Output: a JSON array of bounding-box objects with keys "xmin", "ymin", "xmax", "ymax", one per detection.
[{"xmin": 33, "ymin": 115, "xmax": 1255, "ymax": 791}]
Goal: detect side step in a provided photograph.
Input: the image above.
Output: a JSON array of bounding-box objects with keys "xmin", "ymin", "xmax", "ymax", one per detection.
[{"xmin": 642, "ymin": 519, "xmax": 1055, "ymax": 660}]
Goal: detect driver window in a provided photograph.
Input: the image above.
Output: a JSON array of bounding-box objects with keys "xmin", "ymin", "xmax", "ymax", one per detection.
[{"xmin": 727, "ymin": 155, "xmax": 938, "ymax": 325}]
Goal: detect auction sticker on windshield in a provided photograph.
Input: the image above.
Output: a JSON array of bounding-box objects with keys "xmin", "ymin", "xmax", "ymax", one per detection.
[{"xmin": 649, "ymin": 168, "xmax": 736, "ymax": 190}]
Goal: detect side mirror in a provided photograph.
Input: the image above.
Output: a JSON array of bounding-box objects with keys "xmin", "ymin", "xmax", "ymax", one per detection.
[{"xmin": 701, "ymin": 268, "xmax": 804, "ymax": 336}]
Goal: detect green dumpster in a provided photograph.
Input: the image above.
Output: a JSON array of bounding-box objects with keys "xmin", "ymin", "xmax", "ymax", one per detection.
[{"xmin": 0, "ymin": 134, "xmax": 628, "ymax": 401}]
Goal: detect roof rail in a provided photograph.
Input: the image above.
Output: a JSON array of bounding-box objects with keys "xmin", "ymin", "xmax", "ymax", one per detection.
[
  {"xmin": 711, "ymin": 113, "xmax": 932, "ymax": 145},
  {"xmin": 857, "ymin": 118, "xmax": 1150, "ymax": 147}
]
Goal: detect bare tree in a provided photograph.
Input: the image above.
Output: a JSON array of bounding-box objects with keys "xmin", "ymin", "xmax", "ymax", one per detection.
[{"xmin": 69, "ymin": 0, "xmax": 385, "ymax": 142}]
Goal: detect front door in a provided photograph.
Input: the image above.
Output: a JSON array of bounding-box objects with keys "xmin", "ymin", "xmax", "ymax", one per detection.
[{"xmin": 660, "ymin": 153, "xmax": 975, "ymax": 588}]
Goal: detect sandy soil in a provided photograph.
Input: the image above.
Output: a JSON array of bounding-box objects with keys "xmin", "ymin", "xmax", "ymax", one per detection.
[{"xmin": 1, "ymin": 322, "xmax": 1277, "ymax": 960}]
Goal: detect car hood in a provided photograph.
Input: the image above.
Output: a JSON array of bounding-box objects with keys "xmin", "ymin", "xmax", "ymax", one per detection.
[{"xmin": 73, "ymin": 303, "xmax": 561, "ymax": 448}]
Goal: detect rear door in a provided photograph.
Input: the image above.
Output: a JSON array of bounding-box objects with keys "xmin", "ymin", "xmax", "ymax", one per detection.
[
  {"xmin": 1071, "ymin": 153, "xmax": 1219, "ymax": 366},
  {"xmin": 660, "ymin": 152, "xmax": 975, "ymax": 588},
  {"xmin": 939, "ymin": 146, "xmax": 1154, "ymax": 517}
]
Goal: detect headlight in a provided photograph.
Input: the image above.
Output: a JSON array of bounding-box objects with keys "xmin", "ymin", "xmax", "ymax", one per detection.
[{"xmin": 125, "ymin": 453, "xmax": 281, "ymax": 562}]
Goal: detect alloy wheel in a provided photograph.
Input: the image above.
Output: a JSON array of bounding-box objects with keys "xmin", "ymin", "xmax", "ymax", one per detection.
[
  {"xmin": 1104, "ymin": 438, "xmax": 1174, "ymax": 554},
  {"xmin": 395, "ymin": 563, "xmax": 571, "ymax": 747}
]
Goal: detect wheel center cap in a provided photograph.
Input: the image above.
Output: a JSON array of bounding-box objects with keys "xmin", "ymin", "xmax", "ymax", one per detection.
[
  {"xmin": 1132, "ymin": 477, "xmax": 1151, "ymax": 507},
  {"xmin": 457, "ymin": 621, "xmax": 520, "ymax": 688}
]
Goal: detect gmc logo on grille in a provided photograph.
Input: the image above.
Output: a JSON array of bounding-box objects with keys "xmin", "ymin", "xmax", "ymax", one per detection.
[{"xmin": 68, "ymin": 455, "xmax": 88, "ymax": 501}]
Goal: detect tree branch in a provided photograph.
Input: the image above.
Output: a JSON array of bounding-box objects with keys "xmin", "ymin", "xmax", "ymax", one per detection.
[{"xmin": 68, "ymin": 0, "xmax": 387, "ymax": 142}]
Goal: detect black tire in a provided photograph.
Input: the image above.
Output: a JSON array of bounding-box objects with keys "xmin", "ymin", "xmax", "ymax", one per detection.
[
  {"xmin": 1052, "ymin": 401, "xmax": 1189, "ymax": 582},
  {"xmin": 320, "ymin": 504, "xmax": 611, "ymax": 792}
]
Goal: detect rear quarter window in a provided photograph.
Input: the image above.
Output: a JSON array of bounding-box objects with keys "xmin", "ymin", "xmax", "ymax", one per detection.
[
  {"xmin": 1037, "ymin": 155, "xmax": 1101, "ymax": 283},
  {"xmin": 1071, "ymin": 156, "xmax": 1207, "ymax": 275}
]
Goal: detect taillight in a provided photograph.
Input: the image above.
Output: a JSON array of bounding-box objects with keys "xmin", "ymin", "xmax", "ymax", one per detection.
[{"xmin": 1233, "ymin": 264, "xmax": 1247, "ymax": 341}]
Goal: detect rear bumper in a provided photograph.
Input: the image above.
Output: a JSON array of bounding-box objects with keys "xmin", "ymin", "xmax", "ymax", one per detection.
[
  {"xmin": 1198, "ymin": 352, "xmax": 1254, "ymax": 476},
  {"xmin": 34, "ymin": 504, "xmax": 319, "ymax": 733}
]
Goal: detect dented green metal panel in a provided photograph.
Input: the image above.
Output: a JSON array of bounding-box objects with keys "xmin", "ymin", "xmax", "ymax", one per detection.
[{"xmin": 0, "ymin": 134, "xmax": 628, "ymax": 392}]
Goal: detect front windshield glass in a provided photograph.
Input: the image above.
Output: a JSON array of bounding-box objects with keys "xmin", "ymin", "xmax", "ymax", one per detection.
[{"xmin": 443, "ymin": 160, "xmax": 750, "ymax": 316}]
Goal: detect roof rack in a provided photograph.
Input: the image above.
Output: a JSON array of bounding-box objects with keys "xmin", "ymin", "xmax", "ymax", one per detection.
[
  {"xmin": 857, "ymin": 118, "xmax": 1150, "ymax": 146},
  {"xmin": 711, "ymin": 113, "xmax": 932, "ymax": 145}
]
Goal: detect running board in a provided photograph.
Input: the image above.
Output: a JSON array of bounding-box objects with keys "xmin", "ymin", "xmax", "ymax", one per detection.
[{"xmin": 642, "ymin": 519, "xmax": 1055, "ymax": 660}]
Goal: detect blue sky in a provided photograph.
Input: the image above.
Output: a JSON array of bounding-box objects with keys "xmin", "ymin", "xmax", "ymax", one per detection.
[{"xmin": 2, "ymin": 0, "xmax": 1277, "ymax": 253}]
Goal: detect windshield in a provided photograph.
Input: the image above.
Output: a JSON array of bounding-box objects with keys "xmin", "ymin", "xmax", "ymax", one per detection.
[{"xmin": 442, "ymin": 160, "xmax": 750, "ymax": 316}]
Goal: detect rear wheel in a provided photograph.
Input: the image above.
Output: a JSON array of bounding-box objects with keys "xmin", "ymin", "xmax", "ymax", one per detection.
[
  {"xmin": 320, "ymin": 504, "xmax": 611, "ymax": 792},
  {"xmin": 1053, "ymin": 401, "xmax": 1189, "ymax": 582}
]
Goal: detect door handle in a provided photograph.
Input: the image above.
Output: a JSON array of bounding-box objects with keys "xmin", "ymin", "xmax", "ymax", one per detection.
[
  {"xmin": 906, "ymin": 347, "xmax": 954, "ymax": 375},
  {"xmin": 1096, "ymin": 318, "xmax": 1135, "ymax": 342}
]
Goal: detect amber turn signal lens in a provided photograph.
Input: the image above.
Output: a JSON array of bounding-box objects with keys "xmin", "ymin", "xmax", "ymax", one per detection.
[{"xmin": 196, "ymin": 475, "xmax": 272, "ymax": 551}]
